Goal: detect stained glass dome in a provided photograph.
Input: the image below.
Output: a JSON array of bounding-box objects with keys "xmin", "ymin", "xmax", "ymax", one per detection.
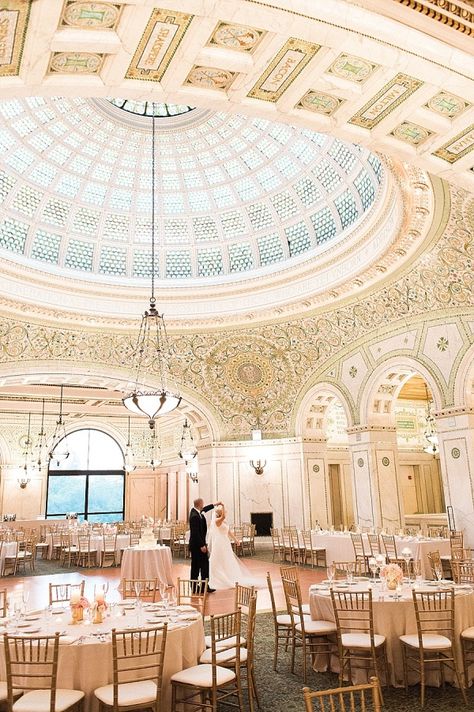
[{"xmin": 0, "ymin": 96, "xmax": 384, "ymax": 284}]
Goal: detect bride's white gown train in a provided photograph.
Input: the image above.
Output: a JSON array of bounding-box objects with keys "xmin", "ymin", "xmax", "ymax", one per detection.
[{"xmin": 207, "ymin": 521, "xmax": 253, "ymax": 590}]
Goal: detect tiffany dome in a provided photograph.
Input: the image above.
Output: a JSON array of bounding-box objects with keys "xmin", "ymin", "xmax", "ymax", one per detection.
[{"xmin": 0, "ymin": 96, "xmax": 387, "ymax": 287}]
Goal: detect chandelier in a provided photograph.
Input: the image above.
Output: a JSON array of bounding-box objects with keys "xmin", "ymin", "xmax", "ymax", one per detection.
[
  {"xmin": 35, "ymin": 398, "xmax": 48, "ymax": 469},
  {"xmin": 148, "ymin": 427, "xmax": 162, "ymax": 471},
  {"xmin": 18, "ymin": 413, "xmax": 34, "ymax": 488},
  {"xmin": 423, "ymin": 384, "xmax": 439, "ymax": 455},
  {"xmin": 123, "ymin": 106, "xmax": 181, "ymax": 428},
  {"xmin": 123, "ymin": 416, "xmax": 136, "ymax": 473},
  {"xmin": 179, "ymin": 418, "xmax": 197, "ymax": 463},
  {"xmin": 48, "ymin": 385, "xmax": 70, "ymax": 466}
]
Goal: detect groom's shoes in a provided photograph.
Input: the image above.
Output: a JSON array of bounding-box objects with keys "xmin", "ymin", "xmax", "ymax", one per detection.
[{"xmin": 207, "ymin": 587, "xmax": 216, "ymax": 593}]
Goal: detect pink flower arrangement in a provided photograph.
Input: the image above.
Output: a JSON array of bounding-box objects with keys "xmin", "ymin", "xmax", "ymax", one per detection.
[
  {"xmin": 380, "ymin": 563, "xmax": 403, "ymax": 584},
  {"xmin": 71, "ymin": 596, "xmax": 90, "ymax": 609}
]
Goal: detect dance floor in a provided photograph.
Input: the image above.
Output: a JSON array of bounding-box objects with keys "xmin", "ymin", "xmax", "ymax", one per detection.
[{"xmin": 0, "ymin": 553, "xmax": 323, "ymax": 614}]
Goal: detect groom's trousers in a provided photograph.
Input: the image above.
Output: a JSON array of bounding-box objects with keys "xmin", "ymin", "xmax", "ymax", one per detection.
[{"xmin": 190, "ymin": 548, "xmax": 210, "ymax": 585}]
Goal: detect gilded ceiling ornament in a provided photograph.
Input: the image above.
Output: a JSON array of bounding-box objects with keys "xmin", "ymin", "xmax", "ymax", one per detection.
[
  {"xmin": 185, "ymin": 66, "xmax": 236, "ymax": 90},
  {"xmin": 349, "ymin": 74, "xmax": 424, "ymax": 130},
  {"xmin": 391, "ymin": 122, "xmax": 433, "ymax": 146},
  {"xmin": 326, "ymin": 54, "xmax": 378, "ymax": 83},
  {"xmin": 297, "ymin": 90, "xmax": 344, "ymax": 116},
  {"xmin": 432, "ymin": 125, "xmax": 474, "ymax": 164},
  {"xmin": 0, "ymin": 1, "xmax": 30, "ymax": 77},
  {"xmin": 425, "ymin": 91, "xmax": 471, "ymax": 119},
  {"xmin": 61, "ymin": 2, "xmax": 121, "ymax": 29},
  {"xmin": 208, "ymin": 22, "xmax": 264, "ymax": 52},
  {"xmin": 49, "ymin": 52, "xmax": 103, "ymax": 74}
]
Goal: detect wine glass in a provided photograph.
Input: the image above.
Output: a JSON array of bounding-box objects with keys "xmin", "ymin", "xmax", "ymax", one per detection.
[
  {"xmin": 434, "ymin": 564, "xmax": 443, "ymax": 582},
  {"xmin": 133, "ymin": 580, "xmax": 142, "ymax": 605},
  {"xmin": 413, "ymin": 559, "xmax": 422, "ymax": 585},
  {"xmin": 346, "ymin": 562, "xmax": 354, "ymax": 585},
  {"xmin": 369, "ymin": 557, "xmax": 378, "ymax": 581},
  {"xmin": 59, "ymin": 585, "xmax": 67, "ymax": 602},
  {"xmin": 326, "ymin": 564, "xmax": 335, "ymax": 587},
  {"xmin": 159, "ymin": 581, "xmax": 166, "ymax": 604}
]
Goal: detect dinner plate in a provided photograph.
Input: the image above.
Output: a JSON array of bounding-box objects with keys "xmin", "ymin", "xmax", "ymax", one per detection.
[
  {"xmin": 24, "ymin": 616, "xmax": 40, "ymax": 622},
  {"xmin": 16, "ymin": 622, "xmax": 31, "ymax": 628},
  {"xmin": 22, "ymin": 628, "xmax": 41, "ymax": 634},
  {"xmin": 51, "ymin": 609, "xmax": 65, "ymax": 615}
]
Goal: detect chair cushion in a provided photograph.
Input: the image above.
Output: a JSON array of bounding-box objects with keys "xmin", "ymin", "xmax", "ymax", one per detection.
[
  {"xmin": 204, "ymin": 635, "xmax": 246, "ymax": 650},
  {"xmin": 341, "ymin": 633, "xmax": 385, "ymax": 648},
  {"xmin": 171, "ymin": 664, "xmax": 235, "ymax": 688},
  {"xmin": 14, "ymin": 689, "xmax": 84, "ymax": 712},
  {"xmin": 199, "ymin": 646, "xmax": 248, "ymax": 665},
  {"xmin": 400, "ymin": 634, "xmax": 452, "ymax": 650},
  {"xmin": 276, "ymin": 614, "xmax": 293, "ymax": 626},
  {"xmin": 296, "ymin": 620, "xmax": 336, "ymax": 635},
  {"xmin": 94, "ymin": 681, "xmax": 157, "ymax": 706},
  {"xmin": 461, "ymin": 626, "xmax": 474, "ymax": 641}
]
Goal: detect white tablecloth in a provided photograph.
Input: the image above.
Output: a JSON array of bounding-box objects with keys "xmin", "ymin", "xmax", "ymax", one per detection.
[
  {"xmin": 0, "ymin": 604, "xmax": 204, "ymax": 711},
  {"xmin": 45, "ymin": 534, "xmax": 130, "ymax": 560},
  {"xmin": 120, "ymin": 546, "xmax": 173, "ymax": 586},
  {"xmin": 310, "ymin": 532, "xmax": 450, "ymax": 578},
  {"xmin": 309, "ymin": 582, "xmax": 474, "ymax": 686}
]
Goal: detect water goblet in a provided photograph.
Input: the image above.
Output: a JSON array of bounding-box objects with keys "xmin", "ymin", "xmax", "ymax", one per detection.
[
  {"xmin": 133, "ymin": 581, "xmax": 142, "ymax": 606},
  {"xmin": 21, "ymin": 588, "xmax": 29, "ymax": 614},
  {"xmin": 434, "ymin": 564, "xmax": 443, "ymax": 583},
  {"xmin": 346, "ymin": 562, "xmax": 354, "ymax": 585},
  {"xmin": 326, "ymin": 564, "xmax": 335, "ymax": 587},
  {"xmin": 369, "ymin": 557, "xmax": 378, "ymax": 581}
]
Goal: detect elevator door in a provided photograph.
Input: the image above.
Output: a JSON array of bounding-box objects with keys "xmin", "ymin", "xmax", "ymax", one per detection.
[{"xmin": 328, "ymin": 463, "xmax": 344, "ymax": 528}]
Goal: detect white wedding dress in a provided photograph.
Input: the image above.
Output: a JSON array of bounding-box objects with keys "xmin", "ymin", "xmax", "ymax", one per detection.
[{"xmin": 207, "ymin": 519, "xmax": 253, "ymax": 590}]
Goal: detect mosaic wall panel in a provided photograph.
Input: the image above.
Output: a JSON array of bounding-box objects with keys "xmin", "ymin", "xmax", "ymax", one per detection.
[
  {"xmin": 126, "ymin": 7, "xmax": 193, "ymax": 82},
  {"xmin": 0, "ymin": 0, "xmax": 30, "ymax": 77},
  {"xmin": 49, "ymin": 52, "xmax": 104, "ymax": 74},
  {"xmin": 391, "ymin": 121, "xmax": 433, "ymax": 146},
  {"xmin": 326, "ymin": 53, "xmax": 378, "ymax": 83},
  {"xmin": 185, "ymin": 66, "xmax": 236, "ymax": 91},
  {"xmin": 349, "ymin": 74, "xmax": 423, "ymax": 130},
  {"xmin": 425, "ymin": 91, "xmax": 471, "ymax": 119},
  {"xmin": 207, "ymin": 22, "xmax": 265, "ymax": 53},
  {"xmin": 248, "ymin": 38, "xmax": 320, "ymax": 103}
]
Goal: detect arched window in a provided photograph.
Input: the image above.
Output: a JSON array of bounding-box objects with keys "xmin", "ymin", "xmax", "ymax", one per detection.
[{"xmin": 46, "ymin": 429, "xmax": 125, "ymax": 522}]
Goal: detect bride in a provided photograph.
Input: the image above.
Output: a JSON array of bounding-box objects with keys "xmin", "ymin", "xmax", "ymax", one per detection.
[{"xmin": 207, "ymin": 504, "xmax": 254, "ymax": 590}]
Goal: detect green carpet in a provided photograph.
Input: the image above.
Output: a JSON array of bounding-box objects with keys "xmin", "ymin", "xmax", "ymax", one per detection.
[{"xmin": 251, "ymin": 612, "xmax": 472, "ymax": 711}]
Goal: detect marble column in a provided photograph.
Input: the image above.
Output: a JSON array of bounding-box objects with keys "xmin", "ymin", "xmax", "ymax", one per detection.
[
  {"xmin": 435, "ymin": 409, "xmax": 474, "ymax": 545},
  {"xmin": 301, "ymin": 437, "xmax": 331, "ymax": 529},
  {"xmin": 347, "ymin": 426, "xmax": 404, "ymax": 530}
]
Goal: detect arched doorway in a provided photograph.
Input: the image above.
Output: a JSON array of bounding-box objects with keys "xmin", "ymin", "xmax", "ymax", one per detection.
[{"xmin": 46, "ymin": 429, "xmax": 125, "ymax": 522}]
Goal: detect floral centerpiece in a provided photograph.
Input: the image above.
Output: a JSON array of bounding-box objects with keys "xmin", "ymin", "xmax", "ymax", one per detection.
[
  {"xmin": 380, "ymin": 563, "xmax": 404, "ymax": 590},
  {"xmin": 70, "ymin": 595, "xmax": 90, "ymax": 624}
]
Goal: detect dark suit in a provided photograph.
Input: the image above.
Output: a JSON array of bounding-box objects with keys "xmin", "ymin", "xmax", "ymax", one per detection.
[{"xmin": 189, "ymin": 504, "xmax": 214, "ymax": 583}]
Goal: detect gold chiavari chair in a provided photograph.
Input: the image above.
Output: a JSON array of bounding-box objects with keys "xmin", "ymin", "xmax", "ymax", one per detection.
[
  {"xmin": 15, "ymin": 536, "xmax": 36, "ymax": 574},
  {"xmin": 0, "ymin": 589, "xmax": 7, "ymax": 618},
  {"xmin": 240, "ymin": 524, "xmax": 253, "ymax": 557},
  {"xmin": 266, "ymin": 572, "xmax": 293, "ymax": 671},
  {"xmin": 232, "ymin": 527, "xmax": 245, "ymax": 558},
  {"xmin": 302, "ymin": 676, "xmax": 382, "ymax": 712},
  {"xmin": 280, "ymin": 565, "xmax": 311, "ymax": 615},
  {"xmin": 76, "ymin": 534, "xmax": 98, "ymax": 568},
  {"xmin": 121, "ymin": 578, "xmax": 159, "ymax": 602},
  {"xmin": 282, "ymin": 577, "xmax": 336, "ymax": 684},
  {"xmin": 281, "ymin": 528, "xmax": 294, "ymax": 563},
  {"xmin": 450, "ymin": 531, "xmax": 464, "ymax": 551},
  {"xmin": 49, "ymin": 581, "xmax": 85, "ymax": 606},
  {"xmin": 350, "ymin": 533, "xmax": 370, "ymax": 573},
  {"xmin": 176, "ymin": 578, "xmax": 207, "ymax": 615},
  {"xmin": 101, "ymin": 534, "xmax": 118, "ymax": 567},
  {"xmin": 399, "ymin": 589, "xmax": 467, "ymax": 708},
  {"xmin": 367, "ymin": 534, "xmax": 384, "ymax": 559},
  {"xmin": 94, "ymin": 625, "xmax": 168, "ymax": 712},
  {"xmin": 4, "ymin": 632, "xmax": 85, "ymax": 712},
  {"xmin": 171, "ymin": 610, "xmax": 244, "ymax": 712},
  {"xmin": 270, "ymin": 528, "xmax": 284, "ymax": 562},
  {"xmin": 460, "ymin": 566, "xmax": 474, "ymax": 687},
  {"xmin": 332, "ymin": 561, "xmax": 363, "ymax": 580},
  {"xmin": 301, "ymin": 530, "xmax": 327, "ymax": 568},
  {"xmin": 380, "ymin": 535, "xmax": 406, "ymax": 567},
  {"xmin": 60, "ymin": 532, "xmax": 78, "ymax": 568},
  {"xmin": 330, "ymin": 589, "xmax": 388, "ymax": 697}
]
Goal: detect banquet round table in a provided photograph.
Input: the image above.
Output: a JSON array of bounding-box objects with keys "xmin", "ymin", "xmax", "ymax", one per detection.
[
  {"xmin": 0, "ymin": 604, "xmax": 204, "ymax": 712},
  {"xmin": 309, "ymin": 531, "xmax": 450, "ymax": 578},
  {"xmin": 120, "ymin": 545, "xmax": 173, "ymax": 585},
  {"xmin": 45, "ymin": 532, "xmax": 130, "ymax": 561},
  {"xmin": 309, "ymin": 580, "xmax": 474, "ymax": 687}
]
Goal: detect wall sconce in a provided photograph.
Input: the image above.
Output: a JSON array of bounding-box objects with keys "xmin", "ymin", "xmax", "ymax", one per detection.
[
  {"xmin": 249, "ymin": 428, "xmax": 266, "ymax": 475},
  {"xmin": 188, "ymin": 470, "xmax": 199, "ymax": 484},
  {"xmin": 17, "ymin": 476, "xmax": 30, "ymax": 489}
]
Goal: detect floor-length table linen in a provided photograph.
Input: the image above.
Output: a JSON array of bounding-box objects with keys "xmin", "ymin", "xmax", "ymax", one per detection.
[
  {"xmin": 120, "ymin": 546, "xmax": 174, "ymax": 585},
  {"xmin": 310, "ymin": 532, "xmax": 450, "ymax": 578},
  {"xmin": 309, "ymin": 582, "xmax": 474, "ymax": 687},
  {"xmin": 0, "ymin": 542, "xmax": 17, "ymax": 573},
  {"xmin": 0, "ymin": 607, "xmax": 204, "ymax": 712}
]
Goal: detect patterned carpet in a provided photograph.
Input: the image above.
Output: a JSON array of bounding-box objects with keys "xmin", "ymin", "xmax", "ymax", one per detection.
[{"xmin": 252, "ymin": 612, "xmax": 472, "ymax": 711}]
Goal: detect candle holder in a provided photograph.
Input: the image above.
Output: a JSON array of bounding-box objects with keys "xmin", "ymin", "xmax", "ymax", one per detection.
[
  {"xmin": 70, "ymin": 605, "xmax": 83, "ymax": 624},
  {"xmin": 93, "ymin": 603, "xmax": 104, "ymax": 624}
]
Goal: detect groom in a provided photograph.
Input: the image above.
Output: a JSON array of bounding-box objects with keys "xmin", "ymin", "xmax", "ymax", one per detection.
[{"xmin": 189, "ymin": 497, "xmax": 221, "ymax": 593}]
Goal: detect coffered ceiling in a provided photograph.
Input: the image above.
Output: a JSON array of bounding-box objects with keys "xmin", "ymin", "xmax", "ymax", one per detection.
[{"xmin": 0, "ymin": 0, "xmax": 472, "ymax": 191}]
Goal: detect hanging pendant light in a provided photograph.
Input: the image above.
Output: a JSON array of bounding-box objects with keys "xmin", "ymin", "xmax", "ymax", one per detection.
[
  {"xmin": 179, "ymin": 418, "xmax": 197, "ymax": 463},
  {"xmin": 148, "ymin": 427, "xmax": 162, "ymax": 471},
  {"xmin": 124, "ymin": 416, "xmax": 136, "ymax": 473},
  {"xmin": 18, "ymin": 413, "xmax": 34, "ymax": 488},
  {"xmin": 35, "ymin": 398, "xmax": 48, "ymax": 468},
  {"xmin": 123, "ymin": 106, "xmax": 181, "ymax": 428},
  {"xmin": 422, "ymin": 383, "xmax": 439, "ymax": 456},
  {"xmin": 48, "ymin": 385, "xmax": 70, "ymax": 466}
]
